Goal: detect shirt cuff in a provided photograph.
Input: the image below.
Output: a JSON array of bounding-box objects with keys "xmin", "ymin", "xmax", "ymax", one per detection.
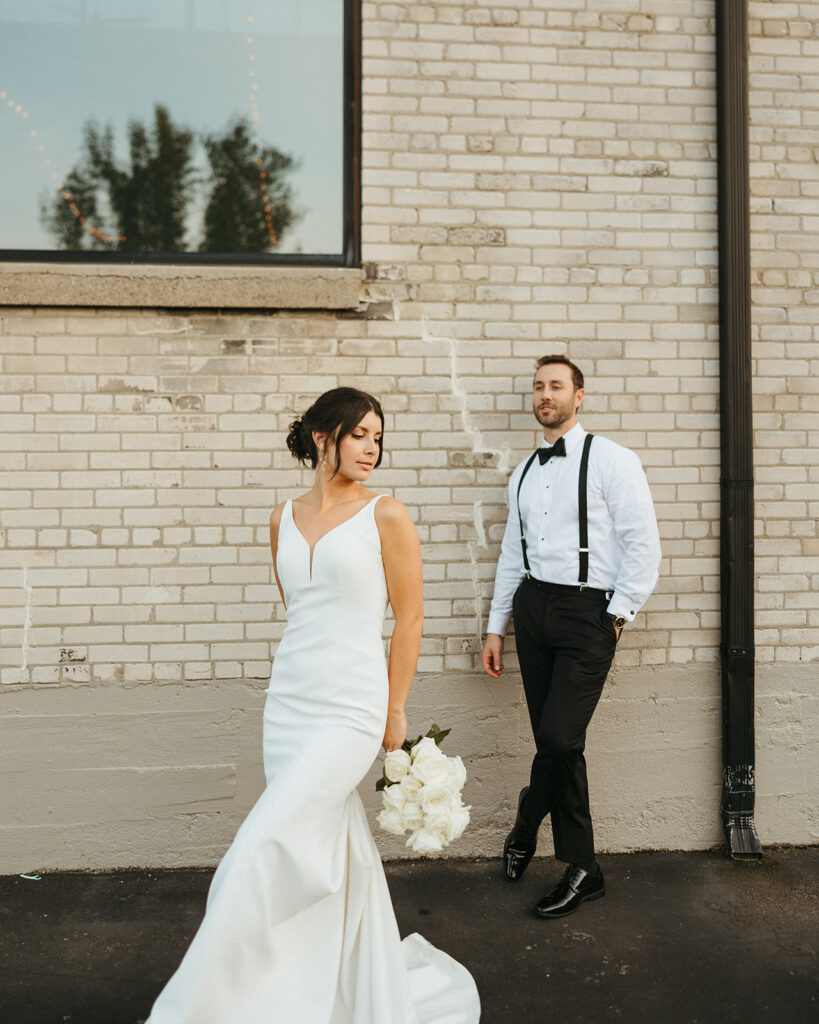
[
  {"xmin": 606, "ymin": 595, "xmax": 640, "ymax": 622},
  {"xmin": 486, "ymin": 608, "xmax": 511, "ymax": 637}
]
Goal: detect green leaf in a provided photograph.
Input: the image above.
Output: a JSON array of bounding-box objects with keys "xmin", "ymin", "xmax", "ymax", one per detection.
[
  {"xmin": 426, "ymin": 724, "xmax": 451, "ymax": 746},
  {"xmin": 375, "ymin": 776, "xmax": 388, "ymax": 792}
]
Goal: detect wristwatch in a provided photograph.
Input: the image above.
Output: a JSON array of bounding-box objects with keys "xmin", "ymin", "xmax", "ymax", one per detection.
[{"xmin": 609, "ymin": 614, "xmax": 626, "ymax": 629}]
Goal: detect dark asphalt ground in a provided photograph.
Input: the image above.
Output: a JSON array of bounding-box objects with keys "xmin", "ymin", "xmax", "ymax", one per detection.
[{"xmin": 0, "ymin": 848, "xmax": 816, "ymax": 1024}]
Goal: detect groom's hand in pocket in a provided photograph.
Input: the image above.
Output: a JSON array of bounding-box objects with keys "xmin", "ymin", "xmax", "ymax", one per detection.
[{"xmin": 481, "ymin": 634, "xmax": 504, "ymax": 678}]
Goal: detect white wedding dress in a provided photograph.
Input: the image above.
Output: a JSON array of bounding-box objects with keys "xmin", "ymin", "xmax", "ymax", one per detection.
[{"xmin": 146, "ymin": 495, "xmax": 481, "ymax": 1024}]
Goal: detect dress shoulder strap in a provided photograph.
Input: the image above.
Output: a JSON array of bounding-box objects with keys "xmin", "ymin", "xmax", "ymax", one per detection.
[{"xmin": 276, "ymin": 498, "xmax": 295, "ymax": 538}]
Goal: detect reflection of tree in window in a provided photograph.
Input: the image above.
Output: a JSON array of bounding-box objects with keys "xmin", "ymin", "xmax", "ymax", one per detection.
[
  {"xmin": 40, "ymin": 104, "xmax": 299, "ymax": 254},
  {"xmin": 201, "ymin": 119, "xmax": 298, "ymax": 253}
]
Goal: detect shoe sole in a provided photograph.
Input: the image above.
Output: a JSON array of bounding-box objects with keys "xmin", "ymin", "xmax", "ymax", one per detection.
[
  {"xmin": 504, "ymin": 868, "xmax": 527, "ymax": 882},
  {"xmin": 533, "ymin": 887, "xmax": 605, "ymax": 918}
]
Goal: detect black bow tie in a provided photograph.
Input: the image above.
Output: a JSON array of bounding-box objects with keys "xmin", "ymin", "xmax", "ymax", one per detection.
[{"xmin": 538, "ymin": 436, "xmax": 566, "ymax": 464}]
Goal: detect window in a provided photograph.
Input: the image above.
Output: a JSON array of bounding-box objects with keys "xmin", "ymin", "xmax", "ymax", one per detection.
[{"xmin": 0, "ymin": 0, "xmax": 359, "ymax": 266}]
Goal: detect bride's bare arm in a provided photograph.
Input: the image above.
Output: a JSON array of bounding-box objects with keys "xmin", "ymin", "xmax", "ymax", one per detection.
[
  {"xmin": 269, "ymin": 503, "xmax": 287, "ymax": 608},
  {"xmin": 376, "ymin": 497, "xmax": 424, "ymax": 751}
]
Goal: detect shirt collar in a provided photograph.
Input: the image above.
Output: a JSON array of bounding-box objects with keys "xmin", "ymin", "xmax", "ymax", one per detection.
[{"xmin": 539, "ymin": 421, "xmax": 585, "ymax": 454}]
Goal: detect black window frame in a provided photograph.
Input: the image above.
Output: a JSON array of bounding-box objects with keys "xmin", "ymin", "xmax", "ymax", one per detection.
[{"xmin": 0, "ymin": 0, "xmax": 360, "ymax": 269}]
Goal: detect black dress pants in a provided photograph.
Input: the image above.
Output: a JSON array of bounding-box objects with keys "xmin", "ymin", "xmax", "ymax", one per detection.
[{"xmin": 512, "ymin": 577, "xmax": 618, "ymax": 865}]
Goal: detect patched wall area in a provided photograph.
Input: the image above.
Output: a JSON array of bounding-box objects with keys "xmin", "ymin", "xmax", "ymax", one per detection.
[{"xmin": 0, "ymin": 1, "xmax": 816, "ymax": 871}]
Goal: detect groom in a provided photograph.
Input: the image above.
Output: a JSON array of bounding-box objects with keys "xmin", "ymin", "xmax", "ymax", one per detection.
[{"xmin": 481, "ymin": 355, "xmax": 661, "ymax": 918}]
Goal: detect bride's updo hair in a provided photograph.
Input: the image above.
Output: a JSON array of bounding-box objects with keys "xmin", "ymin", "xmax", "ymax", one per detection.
[{"xmin": 286, "ymin": 387, "xmax": 385, "ymax": 477}]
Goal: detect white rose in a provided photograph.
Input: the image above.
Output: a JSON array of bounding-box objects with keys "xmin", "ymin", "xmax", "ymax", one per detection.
[
  {"xmin": 406, "ymin": 827, "xmax": 444, "ymax": 855},
  {"xmin": 445, "ymin": 755, "xmax": 467, "ymax": 792},
  {"xmin": 377, "ymin": 806, "xmax": 407, "ymax": 836},
  {"xmin": 401, "ymin": 802, "xmax": 424, "ymax": 832},
  {"xmin": 427, "ymin": 803, "xmax": 470, "ymax": 844},
  {"xmin": 384, "ymin": 748, "xmax": 411, "ymax": 783},
  {"xmin": 399, "ymin": 774, "xmax": 423, "ymax": 801},
  {"xmin": 420, "ymin": 783, "xmax": 459, "ymax": 817},
  {"xmin": 411, "ymin": 754, "xmax": 453, "ymax": 788},
  {"xmin": 381, "ymin": 783, "xmax": 405, "ymax": 813},
  {"xmin": 414, "ymin": 810, "xmax": 451, "ymax": 850},
  {"xmin": 410, "ymin": 736, "xmax": 446, "ymax": 767}
]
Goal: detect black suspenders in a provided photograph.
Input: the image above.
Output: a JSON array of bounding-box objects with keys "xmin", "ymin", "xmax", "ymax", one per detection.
[
  {"xmin": 515, "ymin": 450, "xmax": 540, "ymax": 578},
  {"xmin": 516, "ymin": 433, "xmax": 594, "ymax": 586},
  {"xmin": 577, "ymin": 433, "xmax": 594, "ymax": 586}
]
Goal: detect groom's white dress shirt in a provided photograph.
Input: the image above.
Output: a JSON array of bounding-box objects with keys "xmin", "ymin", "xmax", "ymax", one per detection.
[{"xmin": 486, "ymin": 422, "xmax": 661, "ymax": 635}]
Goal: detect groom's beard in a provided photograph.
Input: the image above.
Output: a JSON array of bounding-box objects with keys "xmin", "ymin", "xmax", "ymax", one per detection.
[{"xmin": 534, "ymin": 397, "xmax": 576, "ymax": 430}]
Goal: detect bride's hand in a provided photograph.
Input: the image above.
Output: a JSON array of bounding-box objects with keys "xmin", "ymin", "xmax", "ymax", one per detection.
[{"xmin": 382, "ymin": 709, "xmax": 407, "ymax": 752}]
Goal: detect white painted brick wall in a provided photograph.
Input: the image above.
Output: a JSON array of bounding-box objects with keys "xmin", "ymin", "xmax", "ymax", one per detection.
[{"xmin": 0, "ymin": 1, "xmax": 816, "ymax": 869}]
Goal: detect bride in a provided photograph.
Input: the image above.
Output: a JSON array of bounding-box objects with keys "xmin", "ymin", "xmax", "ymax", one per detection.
[{"xmin": 146, "ymin": 387, "xmax": 481, "ymax": 1023}]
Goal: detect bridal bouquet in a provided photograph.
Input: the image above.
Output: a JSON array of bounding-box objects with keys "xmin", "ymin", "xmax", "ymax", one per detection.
[{"xmin": 376, "ymin": 724, "xmax": 470, "ymax": 855}]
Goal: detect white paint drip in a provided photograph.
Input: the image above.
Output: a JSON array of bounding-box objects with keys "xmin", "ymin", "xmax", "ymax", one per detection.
[
  {"xmin": 421, "ymin": 317, "xmax": 513, "ymax": 642},
  {"xmin": 185, "ymin": 317, "xmax": 195, "ymax": 359},
  {"xmin": 421, "ymin": 316, "xmax": 512, "ymax": 473},
  {"xmin": 20, "ymin": 566, "xmax": 33, "ymax": 682},
  {"xmin": 465, "ymin": 500, "xmax": 488, "ymax": 641},
  {"xmin": 472, "ymin": 499, "xmax": 487, "ymax": 549}
]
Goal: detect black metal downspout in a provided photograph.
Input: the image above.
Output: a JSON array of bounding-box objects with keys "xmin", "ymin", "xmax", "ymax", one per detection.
[{"xmin": 716, "ymin": 0, "xmax": 763, "ymax": 860}]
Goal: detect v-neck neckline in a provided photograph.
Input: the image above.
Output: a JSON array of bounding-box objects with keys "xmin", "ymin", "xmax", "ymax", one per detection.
[{"xmin": 289, "ymin": 496, "xmax": 379, "ymax": 579}]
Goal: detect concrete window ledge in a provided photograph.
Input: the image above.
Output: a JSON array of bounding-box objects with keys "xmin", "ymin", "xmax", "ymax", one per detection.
[{"xmin": 0, "ymin": 262, "xmax": 363, "ymax": 310}]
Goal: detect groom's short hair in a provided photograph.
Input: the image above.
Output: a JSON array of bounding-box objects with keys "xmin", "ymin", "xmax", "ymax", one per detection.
[{"xmin": 535, "ymin": 354, "xmax": 584, "ymax": 392}]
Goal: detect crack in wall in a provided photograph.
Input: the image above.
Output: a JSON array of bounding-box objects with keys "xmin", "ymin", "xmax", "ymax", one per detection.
[
  {"xmin": 421, "ymin": 317, "xmax": 512, "ymax": 643},
  {"xmin": 20, "ymin": 566, "xmax": 33, "ymax": 682}
]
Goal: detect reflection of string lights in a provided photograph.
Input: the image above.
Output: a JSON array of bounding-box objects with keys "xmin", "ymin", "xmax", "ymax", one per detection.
[
  {"xmin": 246, "ymin": 13, "xmax": 278, "ymax": 246},
  {"xmin": 1, "ymin": 88, "xmax": 126, "ymax": 244}
]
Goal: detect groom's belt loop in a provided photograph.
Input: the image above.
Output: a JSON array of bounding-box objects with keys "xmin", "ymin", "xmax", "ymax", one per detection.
[{"xmin": 525, "ymin": 577, "xmax": 611, "ymax": 600}]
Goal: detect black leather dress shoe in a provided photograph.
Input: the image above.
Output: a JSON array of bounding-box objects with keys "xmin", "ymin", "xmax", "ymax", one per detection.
[
  {"xmin": 503, "ymin": 787, "xmax": 537, "ymax": 881},
  {"xmin": 533, "ymin": 864, "xmax": 605, "ymax": 918}
]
